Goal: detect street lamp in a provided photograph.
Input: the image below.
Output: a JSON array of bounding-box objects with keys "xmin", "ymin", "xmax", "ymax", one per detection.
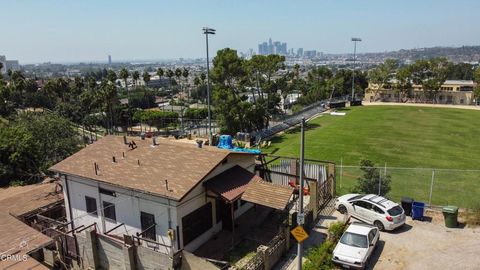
[
  {"xmin": 203, "ymin": 27, "xmax": 216, "ymax": 145},
  {"xmin": 351, "ymin": 37, "xmax": 362, "ymax": 101}
]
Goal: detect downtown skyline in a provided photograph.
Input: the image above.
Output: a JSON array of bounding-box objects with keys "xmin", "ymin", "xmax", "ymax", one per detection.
[{"xmin": 2, "ymin": 0, "xmax": 480, "ymax": 63}]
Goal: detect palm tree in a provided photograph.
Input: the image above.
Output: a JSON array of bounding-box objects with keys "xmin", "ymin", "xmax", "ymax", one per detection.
[
  {"xmin": 132, "ymin": 71, "xmax": 140, "ymax": 88},
  {"xmin": 119, "ymin": 68, "xmax": 130, "ymax": 133},
  {"xmin": 166, "ymin": 69, "xmax": 174, "ymax": 85},
  {"xmin": 182, "ymin": 68, "xmax": 190, "ymax": 103},
  {"xmin": 119, "ymin": 68, "xmax": 129, "ymax": 91},
  {"xmin": 143, "ymin": 71, "xmax": 151, "ymax": 86},
  {"xmin": 157, "ymin": 68, "xmax": 164, "ymax": 80}
]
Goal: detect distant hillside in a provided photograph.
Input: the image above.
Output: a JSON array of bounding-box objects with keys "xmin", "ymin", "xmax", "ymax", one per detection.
[{"xmin": 359, "ymin": 46, "xmax": 480, "ymax": 63}]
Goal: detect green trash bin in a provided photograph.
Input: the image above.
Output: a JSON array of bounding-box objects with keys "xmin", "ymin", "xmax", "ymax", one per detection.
[{"xmin": 442, "ymin": 206, "xmax": 459, "ymax": 228}]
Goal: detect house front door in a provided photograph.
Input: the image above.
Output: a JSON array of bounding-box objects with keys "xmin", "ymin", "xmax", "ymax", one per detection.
[{"xmin": 216, "ymin": 199, "xmax": 233, "ymax": 231}]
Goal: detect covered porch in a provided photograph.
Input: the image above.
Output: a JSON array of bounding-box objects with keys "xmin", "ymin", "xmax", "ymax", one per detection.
[{"xmin": 195, "ymin": 165, "xmax": 294, "ymax": 265}]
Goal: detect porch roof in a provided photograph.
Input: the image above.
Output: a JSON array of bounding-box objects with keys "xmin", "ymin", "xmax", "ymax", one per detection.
[
  {"xmin": 205, "ymin": 165, "xmax": 257, "ymax": 202},
  {"xmin": 205, "ymin": 165, "xmax": 293, "ymax": 210},
  {"xmin": 242, "ymin": 179, "xmax": 293, "ymax": 210}
]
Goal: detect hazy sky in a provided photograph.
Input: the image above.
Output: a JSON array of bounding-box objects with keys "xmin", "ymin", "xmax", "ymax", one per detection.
[{"xmin": 2, "ymin": 0, "xmax": 479, "ymax": 63}]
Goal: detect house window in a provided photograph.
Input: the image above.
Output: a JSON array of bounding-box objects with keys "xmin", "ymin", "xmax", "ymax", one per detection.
[
  {"xmin": 99, "ymin": 187, "xmax": 116, "ymax": 197},
  {"xmin": 103, "ymin": 201, "xmax": 116, "ymax": 222},
  {"xmin": 140, "ymin": 212, "xmax": 156, "ymax": 241},
  {"xmin": 85, "ymin": 196, "xmax": 97, "ymax": 215},
  {"xmin": 182, "ymin": 202, "xmax": 212, "ymax": 245}
]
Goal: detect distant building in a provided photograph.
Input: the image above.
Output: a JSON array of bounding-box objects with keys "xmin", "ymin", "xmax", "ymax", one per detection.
[
  {"xmin": 6, "ymin": 60, "xmax": 20, "ymax": 71},
  {"xmin": 0, "ymin": 55, "xmax": 6, "ymax": 74},
  {"xmin": 304, "ymin": 50, "xmax": 317, "ymax": 58},
  {"xmin": 108, "ymin": 55, "xmax": 112, "ymax": 65},
  {"xmin": 297, "ymin": 48, "xmax": 304, "ymax": 57},
  {"xmin": 258, "ymin": 38, "xmax": 287, "ymax": 55},
  {"xmin": 365, "ymin": 80, "xmax": 477, "ymax": 105}
]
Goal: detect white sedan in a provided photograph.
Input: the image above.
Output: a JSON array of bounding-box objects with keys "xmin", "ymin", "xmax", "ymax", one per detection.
[{"xmin": 333, "ymin": 222, "xmax": 379, "ymax": 269}]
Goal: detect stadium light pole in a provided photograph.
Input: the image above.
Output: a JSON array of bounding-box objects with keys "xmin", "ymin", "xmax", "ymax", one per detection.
[
  {"xmin": 203, "ymin": 27, "xmax": 216, "ymax": 145},
  {"xmin": 351, "ymin": 37, "xmax": 362, "ymax": 101}
]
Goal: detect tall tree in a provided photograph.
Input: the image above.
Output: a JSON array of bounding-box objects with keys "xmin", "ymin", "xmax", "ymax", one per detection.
[
  {"xmin": 367, "ymin": 59, "xmax": 398, "ymax": 100},
  {"xmin": 107, "ymin": 70, "xmax": 117, "ymax": 84},
  {"xmin": 410, "ymin": 58, "xmax": 448, "ymax": 103},
  {"xmin": 166, "ymin": 69, "xmax": 174, "ymax": 85},
  {"xmin": 0, "ymin": 112, "xmax": 81, "ymax": 186},
  {"xmin": 394, "ymin": 66, "xmax": 413, "ymax": 102},
  {"xmin": 142, "ymin": 71, "xmax": 151, "ymax": 86},
  {"xmin": 119, "ymin": 68, "xmax": 129, "ymax": 91},
  {"xmin": 132, "ymin": 71, "xmax": 140, "ymax": 88}
]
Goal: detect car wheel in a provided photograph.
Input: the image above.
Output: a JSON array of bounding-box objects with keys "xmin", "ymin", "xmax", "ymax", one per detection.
[
  {"xmin": 338, "ymin": 204, "xmax": 347, "ymax": 214},
  {"xmin": 374, "ymin": 221, "xmax": 385, "ymax": 231}
]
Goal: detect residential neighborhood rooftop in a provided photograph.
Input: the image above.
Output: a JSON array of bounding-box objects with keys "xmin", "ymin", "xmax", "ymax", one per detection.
[
  {"xmin": 49, "ymin": 135, "xmax": 252, "ymax": 200},
  {"xmin": 0, "ymin": 181, "xmax": 63, "ymax": 269}
]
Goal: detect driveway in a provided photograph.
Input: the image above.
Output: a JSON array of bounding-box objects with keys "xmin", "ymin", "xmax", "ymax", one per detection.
[{"xmin": 370, "ymin": 209, "xmax": 480, "ymax": 270}]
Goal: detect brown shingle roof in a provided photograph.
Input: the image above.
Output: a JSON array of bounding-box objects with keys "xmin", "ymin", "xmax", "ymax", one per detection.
[
  {"xmin": 0, "ymin": 182, "xmax": 62, "ymax": 258},
  {"xmin": 242, "ymin": 179, "xmax": 293, "ymax": 210},
  {"xmin": 50, "ymin": 135, "xmax": 249, "ymax": 201},
  {"xmin": 205, "ymin": 165, "xmax": 262, "ymax": 202}
]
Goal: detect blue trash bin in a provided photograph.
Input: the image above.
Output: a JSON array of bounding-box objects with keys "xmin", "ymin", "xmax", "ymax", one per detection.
[{"xmin": 412, "ymin": 201, "xmax": 425, "ymax": 220}]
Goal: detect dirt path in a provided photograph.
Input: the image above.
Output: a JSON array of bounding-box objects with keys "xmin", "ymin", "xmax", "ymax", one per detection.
[{"xmin": 372, "ymin": 211, "xmax": 480, "ymax": 270}]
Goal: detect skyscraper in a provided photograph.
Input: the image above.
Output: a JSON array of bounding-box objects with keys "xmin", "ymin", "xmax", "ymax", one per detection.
[
  {"xmin": 297, "ymin": 48, "xmax": 304, "ymax": 57},
  {"xmin": 108, "ymin": 55, "xmax": 112, "ymax": 65}
]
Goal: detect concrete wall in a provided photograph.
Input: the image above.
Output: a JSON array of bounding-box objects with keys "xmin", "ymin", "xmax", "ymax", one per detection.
[
  {"xmin": 76, "ymin": 229, "xmax": 174, "ymax": 270},
  {"xmin": 136, "ymin": 245, "xmax": 173, "ymax": 270},
  {"xmin": 97, "ymin": 234, "xmax": 126, "ymax": 269}
]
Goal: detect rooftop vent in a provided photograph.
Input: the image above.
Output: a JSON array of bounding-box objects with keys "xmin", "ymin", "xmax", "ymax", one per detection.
[
  {"xmin": 128, "ymin": 141, "xmax": 137, "ymax": 150},
  {"xmin": 151, "ymin": 137, "xmax": 158, "ymax": 147}
]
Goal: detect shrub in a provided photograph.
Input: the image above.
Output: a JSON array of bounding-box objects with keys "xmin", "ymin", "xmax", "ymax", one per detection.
[
  {"xmin": 304, "ymin": 221, "xmax": 348, "ymax": 270},
  {"xmin": 352, "ymin": 159, "xmax": 391, "ymax": 196},
  {"xmin": 327, "ymin": 221, "xmax": 347, "ymax": 242},
  {"xmin": 304, "ymin": 240, "xmax": 335, "ymax": 270}
]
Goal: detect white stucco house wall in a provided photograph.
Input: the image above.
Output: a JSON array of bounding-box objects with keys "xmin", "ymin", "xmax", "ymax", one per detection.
[{"xmin": 49, "ymin": 135, "xmax": 267, "ymax": 254}]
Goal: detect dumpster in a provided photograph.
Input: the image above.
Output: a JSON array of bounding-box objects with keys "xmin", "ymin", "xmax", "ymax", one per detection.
[
  {"xmin": 411, "ymin": 201, "xmax": 425, "ymax": 220},
  {"xmin": 401, "ymin": 197, "xmax": 414, "ymax": 216},
  {"xmin": 442, "ymin": 206, "xmax": 459, "ymax": 228}
]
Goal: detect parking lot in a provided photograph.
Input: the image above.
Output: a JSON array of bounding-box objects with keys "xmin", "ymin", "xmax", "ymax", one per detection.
[{"xmin": 369, "ymin": 209, "xmax": 480, "ymax": 270}]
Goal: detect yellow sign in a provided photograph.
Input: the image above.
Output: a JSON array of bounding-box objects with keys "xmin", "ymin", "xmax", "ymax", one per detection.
[{"xmin": 291, "ymin": 225, "xmax": 309, "ymax": 243}]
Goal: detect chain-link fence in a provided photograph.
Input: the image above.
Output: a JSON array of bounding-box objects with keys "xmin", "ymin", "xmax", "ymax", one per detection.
[{"xmin": 336, "ymin": 164, "xmax": 480, "ymax": 209}]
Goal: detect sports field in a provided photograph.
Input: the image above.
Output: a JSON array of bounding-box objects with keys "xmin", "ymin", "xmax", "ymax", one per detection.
[{"xmin": 266, "ymin": 105, "xmax": 480, "ymax": 208}]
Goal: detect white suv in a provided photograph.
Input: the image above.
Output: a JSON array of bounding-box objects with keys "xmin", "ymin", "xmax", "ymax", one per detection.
[
  {"xmin": 333, "ymin": 222, "xmax": 379, "ymax": 269},
  {"xmin": 335, "ymin": 194, "xmax": 406, "ymax": 231}
]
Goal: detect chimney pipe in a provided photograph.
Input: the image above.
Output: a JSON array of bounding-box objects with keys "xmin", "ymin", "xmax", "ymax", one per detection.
[{"xmin": 94, "ymin": 162, "xmax": 99, "ymax": 175}]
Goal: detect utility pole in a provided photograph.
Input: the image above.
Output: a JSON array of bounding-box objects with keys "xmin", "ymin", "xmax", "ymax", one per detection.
[
  {"xmin": 351, "ymin": 37, "xmax": 362, "ymax": 102},
  {"xmin": 203, "ymin": 27, "xmax": 216, "ymax": 145},
  {"xmin": 297, "ymin": 117, "xmax": 305, "ymax": 270}
]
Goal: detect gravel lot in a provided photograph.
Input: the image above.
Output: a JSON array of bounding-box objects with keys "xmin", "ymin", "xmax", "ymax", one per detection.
[{"xmin": 370, "ymin": 209, "xmax": 480, "ymax": 270}]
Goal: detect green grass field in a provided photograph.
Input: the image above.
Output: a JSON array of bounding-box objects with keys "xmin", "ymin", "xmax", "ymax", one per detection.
[{"xmin": 266, "ymin": 105, "xmax": 480, "ymax": 208}]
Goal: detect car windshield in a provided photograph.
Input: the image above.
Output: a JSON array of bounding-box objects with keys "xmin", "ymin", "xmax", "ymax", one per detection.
[
  {"xmin": 387, "ymin": 205, "xmax": 403, "ymax": 216},
  {"xmin": 339, "ymin": 232, "xmax": 368, "ymax": 248},
  {"xmin": 347, "ymin": 194, "xmax": 364, "ymax": 201}
]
